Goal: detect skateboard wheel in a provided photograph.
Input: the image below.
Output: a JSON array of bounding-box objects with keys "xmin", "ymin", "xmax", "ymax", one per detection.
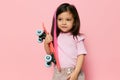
[
  {"xmin": 45, "ymin": 55, "xmax": 52, "ymax": 62},
  {"xmin": 45, "ymin": 62, "xmax": 51, "ymax": 67},
  {"xmin": 37, "ymin": 38, "xmax": 43, "ymax": 43},
  {"xmin": 36, "ymin": 30, "xmax": 43, "ymax": 36}
]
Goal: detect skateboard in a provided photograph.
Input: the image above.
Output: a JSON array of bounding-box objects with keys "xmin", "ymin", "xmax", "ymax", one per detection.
[
  {"xmin": 36, "ymin": 24, "xmax": 60, "ymax": 70},
  {"xmin": 36, "ymin": 29, "xmax": 56, "ymax": 67}
]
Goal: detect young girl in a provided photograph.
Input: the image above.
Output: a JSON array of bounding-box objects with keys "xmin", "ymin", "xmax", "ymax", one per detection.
[{"xmin": 44, "ymin": 3, "xmax": 87, "ymax": 80}]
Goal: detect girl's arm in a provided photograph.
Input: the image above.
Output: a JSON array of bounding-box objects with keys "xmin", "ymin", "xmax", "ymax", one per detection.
[
  {"xmin": 44, "ymin": 42, "xmax": 51, "ymax": 54},
  {"xmin": 44, "ymin": 34, "xmax": 53, "ymax": 54},
  {"xmin": 67, "ymin": 54, "xmax": 85, "ymax": 80},
  {"xmin": 74, "ymin": 54, "xmax": 85, "ymax": 75}
]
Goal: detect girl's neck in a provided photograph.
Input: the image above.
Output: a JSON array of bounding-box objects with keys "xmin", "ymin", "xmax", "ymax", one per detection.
[{"xmin": 60, "ymin": 32, "xmax": 72, "ymax": 35}]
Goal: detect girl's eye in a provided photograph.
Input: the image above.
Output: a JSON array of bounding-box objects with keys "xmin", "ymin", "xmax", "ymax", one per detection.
[
  {"xmin": 58, "ymin": 18, "xmax": 62, "ymax": 21},
  {"xmin": 66, "ymin": 19, "xmax": 71, "ymax": 21}
]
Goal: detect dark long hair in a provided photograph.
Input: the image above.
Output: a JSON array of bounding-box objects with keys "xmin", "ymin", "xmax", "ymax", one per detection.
[{"xmin": 51, "ymin": 3, "xmax": 81, "ymax": 39}]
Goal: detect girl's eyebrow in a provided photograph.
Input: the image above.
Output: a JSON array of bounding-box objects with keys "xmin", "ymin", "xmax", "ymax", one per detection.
[{"xmin": 57, "ymin": 17, "xmax": 62, "ymax": 19}]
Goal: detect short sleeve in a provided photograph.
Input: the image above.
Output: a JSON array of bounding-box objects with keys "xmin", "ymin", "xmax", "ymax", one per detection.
[{"xmin": 76, "ymin": 35, "xmax": 87, "ymax": 55}]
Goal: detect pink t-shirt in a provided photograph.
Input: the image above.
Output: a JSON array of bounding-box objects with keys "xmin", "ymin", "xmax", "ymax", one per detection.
[{"xmin": 57, "ymin": 32, "xmax": 87, "ymax": 68}]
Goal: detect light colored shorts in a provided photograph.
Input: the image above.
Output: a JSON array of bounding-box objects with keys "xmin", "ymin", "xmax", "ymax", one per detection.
[{"xmin": 52, "ymin": 67, "xmax": 85, "ymax": 80}]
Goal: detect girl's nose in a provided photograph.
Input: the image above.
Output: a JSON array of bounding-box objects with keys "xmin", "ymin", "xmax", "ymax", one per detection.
[{"xmin": 62, "ymin": 20, "xmax": 66, "ymax": 25}]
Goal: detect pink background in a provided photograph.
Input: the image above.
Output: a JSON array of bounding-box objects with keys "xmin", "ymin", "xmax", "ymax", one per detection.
[{"xmin": 0, "ymin": 0, "xmax": 120, "ymax": 80}]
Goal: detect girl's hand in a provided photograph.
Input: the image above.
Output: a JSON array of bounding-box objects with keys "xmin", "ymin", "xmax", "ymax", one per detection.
[
  {"xmin": 67, "ymin": 71, "xmax": 78, "ymax": 80},
  {"xmin": 44, "ymin": 34, "xmax": 53, "ymax": 44}
]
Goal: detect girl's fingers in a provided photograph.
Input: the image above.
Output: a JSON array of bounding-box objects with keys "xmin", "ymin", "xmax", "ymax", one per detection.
[
  {"xmin": 47, "ymin": 34, "xmax": 53, "ymax": 41},
  {"xmin": 45, "ymin": 34, "xmax": 53, "ymax": 44},
  {"xmin": 67, "ymin": 75, "xmax": 71, "ymax": 80}
]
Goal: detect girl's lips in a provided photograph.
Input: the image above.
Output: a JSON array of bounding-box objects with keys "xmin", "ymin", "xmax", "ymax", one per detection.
[{"xmin": 61, "ymin": 26, "xmax": 67, "ymax": 28}]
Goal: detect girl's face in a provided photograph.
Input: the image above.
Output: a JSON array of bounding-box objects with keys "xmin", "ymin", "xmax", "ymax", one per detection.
[{"xmin": 57, "ymin": 11, "xmax": 74, "ymax": 33}]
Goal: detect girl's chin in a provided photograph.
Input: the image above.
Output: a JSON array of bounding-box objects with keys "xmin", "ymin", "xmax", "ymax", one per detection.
[
  {"xmin": 60, "ymin": 30, "xmax": 70, "ymax": 33},
  {"xmin": 59, "ymin": 28, "xmax": 71, "ymax": 33}
]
